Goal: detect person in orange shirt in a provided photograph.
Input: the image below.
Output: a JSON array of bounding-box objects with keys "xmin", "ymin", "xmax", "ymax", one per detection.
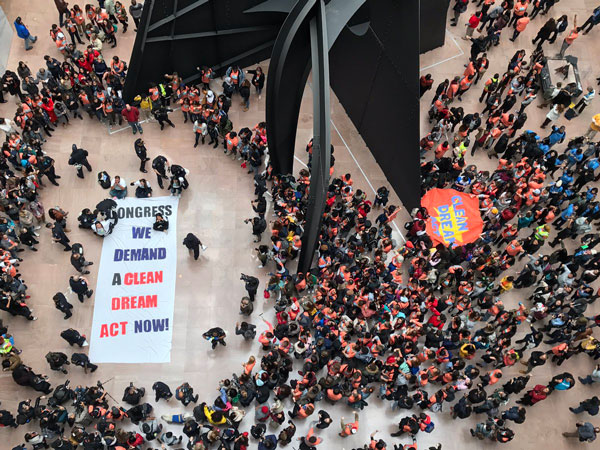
[
  {"xmin": 339, "ymin": 412, "xmax": 359, "ymax": 437},
  {"xmin": 300, "ymin": 426, "xmax": 322, "ymax": 448},
  {"xmin": 510, "ymin": 12, "xmax": 530, "ymax": 41},
  {"xmin": 505, "ymin": 239, "xmax": 523, "ymax": 257},
  {"xmin": 434, "ymin": 141, "xmax": 450, "ymax": 160},
  {"xmin": 457, "ymin": 75, "xmax": 474, "ymax": 101},
  {"xmin": 508, "ymin": 0, "xmax": 530, "ymax": 27},
  {"xmin": 559, "ymin": 15, "xmax": 578, "ymax": 57}
]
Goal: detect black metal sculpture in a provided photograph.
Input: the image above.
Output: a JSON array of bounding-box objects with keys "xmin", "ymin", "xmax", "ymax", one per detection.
[
  {"xmin": 263, "ymin": 0, "xmax": 367, "ymax": 272},
  {"xmin": 124, "ymin": 0, "xmax": 427, "ymax": 271}
]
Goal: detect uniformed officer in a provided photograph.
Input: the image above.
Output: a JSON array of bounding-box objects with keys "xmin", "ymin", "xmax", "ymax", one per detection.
[
  {"xmin": 134, "ymin": 138, "xmax": 150, "ymax": 173},
  {"xmin": 69, "ymin": 275, "xmax": 93, "ymax": 303},
  {"xmin": 152, "ymin": 155, "xmax": 170, "ymax": 188}
]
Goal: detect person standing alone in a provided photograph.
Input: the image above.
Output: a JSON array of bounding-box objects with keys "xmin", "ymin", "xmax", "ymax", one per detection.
[{"xmin": 14, "ymin": 17, "xmax": 37, "ymax": 51}]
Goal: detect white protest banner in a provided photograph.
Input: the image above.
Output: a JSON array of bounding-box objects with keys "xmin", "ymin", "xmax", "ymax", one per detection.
[{"xmin": 89, "ymin": 196, "xmax": 179, "ymax": 363}]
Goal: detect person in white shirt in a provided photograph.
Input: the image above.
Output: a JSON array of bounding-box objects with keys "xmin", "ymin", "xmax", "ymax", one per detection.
[
  {"xmin": 109, "ymin": 175, "xmax": 127, "ymax": 199},
  {"xmin": 130, "ymin": 178, "xmax": 152, "ymax": 198},
  {"xmin": 0, "ymin": 118, "xmax": 17, "ymax": 136},
  {"xmin": 576, "ymin": 86, "xmax": 596, "ymax": 114}
]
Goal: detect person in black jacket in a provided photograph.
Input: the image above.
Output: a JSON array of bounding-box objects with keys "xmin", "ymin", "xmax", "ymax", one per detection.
[
  {"xmin": 71, "ymin": 251, "xmax": 93, "ymax": 274},
  {"xmin": 241, "ymin": 274, "xmax": 259, "ymax": 302},
  {"xmin": 123, "ymin": 382, "xmax": 146, "ymax": 405},
  {"xmin": 47, "ymin": 221, "xmax": 71, "ymax": 251},
  {"xmin": 153, "ymin": 213, "xmax": 169, "ymax": 232},
  {"xmin": 69, "ymin": 275, "xmax": 93, "ymax": 302},
  {"xmin": 570, "ymin": 396, "xmax": 600, "ymax": 416},
  {"xmin": 134, "ymin": 138, "xmax": 150, "ymax": 172},
  {"xmin": 45, "ymin": 351, "xmax": 70, "ymax": 374},
  {"xmin": 152, "ymin": 381, "xmax": 173, "ymax": 402},
  {"xmin": 247, "ymin": 66, "xmax": 265, "ymax": 98},
  {"xmin": 36, "ymin": 155, "xmax": 60, "ymax": 186},
  {"xmin": 152, "ymin": 106, "xmax": 175, "ymax": 130},
  {"xmin": 53, "ymin": 292, "xmax": 73, "ymax": 319},
  {"xmin": 71, "ymin": 353, "xmax": 97, "ymax": 373},
  {"xmin": 0, "ymin": 409, "xmax": 18, "ymax": 428},
  {"xmin": 68, "ymin": 144, "xmax": 92, "ymax": 178},
  {"xmin": 60, "ymin": 328, "xmax": 87, "ymax": 346},
  {"xmin": 245, "ymin": 216, "xmax": 266, "ymax": 243},
  {"xmin": 239, "ymin": 79, "xmax": 251, "ymax": 111},
  {"xmin": 152, "ymin": 155, "xmax": 169, "ymax": 189},
  {"xmin": 182, "ymin": 233, "xmax": 206, "ymax": 260}
]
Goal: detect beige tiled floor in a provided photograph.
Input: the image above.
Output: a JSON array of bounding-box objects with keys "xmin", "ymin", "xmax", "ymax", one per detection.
[{"xmin": 0, "ymin": 0, "xmax": 599, "ymax": 449}]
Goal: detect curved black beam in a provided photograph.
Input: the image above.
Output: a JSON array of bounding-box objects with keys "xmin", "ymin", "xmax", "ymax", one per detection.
[
  {"xmin": 297, "ymin": 0, "xmax": 330, "ymax": 274},
  {"xmin": 265, "ymin": 0, "xmax": 365, "ymax": 272},
  {"xmin": 264, "ymin": 0, "xmax": 316, "ymax": 175}
]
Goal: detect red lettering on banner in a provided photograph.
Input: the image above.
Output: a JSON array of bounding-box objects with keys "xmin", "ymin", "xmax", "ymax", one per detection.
[
  {"xmin": 98, "ymin": 321, "xmax": 128, "ymax": 337},
  {"xmin": 112, "ymin": 295, "xmax": 158, "ymax": 310},
  {"xmin": 123, "ymin": 271, "xmax": 164, "ymax": 285}
]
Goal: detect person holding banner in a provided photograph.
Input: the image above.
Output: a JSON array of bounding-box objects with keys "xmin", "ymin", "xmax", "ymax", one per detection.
[{"xmin": 153, "ymin": 213, "xmax": 169, "ymax": 232}]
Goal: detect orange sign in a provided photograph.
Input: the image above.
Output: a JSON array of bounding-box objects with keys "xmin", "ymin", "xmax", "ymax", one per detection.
[{"xmin": 421, "ymin": 189, "xmax": 484, "ymax": 247}]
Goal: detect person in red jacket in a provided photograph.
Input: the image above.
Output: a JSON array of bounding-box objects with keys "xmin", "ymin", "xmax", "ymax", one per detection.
[
  {"xmin": 464, "ymin": 11, "xmax": 482, "ymax": 39},
  {"xmin": 122, "ymin": 104, "xmax": 143, "ymax": 135},
  {"xmin": 516, "ymin": 384, "xmax": 549, "ymax": 406}
]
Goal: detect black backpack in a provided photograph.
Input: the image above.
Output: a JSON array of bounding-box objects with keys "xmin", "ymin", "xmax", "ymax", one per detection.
[{"xmin": 98, "ymin": 171, "xmax": 111, "ymax": 189}]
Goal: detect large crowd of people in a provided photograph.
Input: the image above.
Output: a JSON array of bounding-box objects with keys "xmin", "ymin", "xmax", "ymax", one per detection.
[{"xmin": 1, "ymin": 0, "xmax": 600, "ymax": 449}]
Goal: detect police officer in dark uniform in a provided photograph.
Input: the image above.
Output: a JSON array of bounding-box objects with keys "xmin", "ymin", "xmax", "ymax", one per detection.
[
  {"xmin": 134, "ymin": 138, "xmax": 150, "ymax": 172},
  {"xmin": 69, "ymin": 275, "xmax": 93, "ymax": 303},
  {"xmin": 36, "ymin": 154, "xmax": 60, "ymax": 186},
  {"xmin": 71, "ymin": 251, "xmax": 93, "ymax": 274},
  {"xmin": 71, "ymin": 353, "xmax": 98, "ymax": 373},
  {"xmin": 68, "ymin": 144, "xmax": 92, "ymax": 178},
  {"xmin": 47, "ymin": 221, "xmax": 71, "ymax": 251},
  {"xmin": 152, "ymin": 105, "xmax": 175, "ymax": 130},
  {"xmin": 152, "ymin": 155, "xmax": 169, "ymax": 189},
  {"xmin": 53, "ymin": 292, "xmax": 73, "ymax": 319}
]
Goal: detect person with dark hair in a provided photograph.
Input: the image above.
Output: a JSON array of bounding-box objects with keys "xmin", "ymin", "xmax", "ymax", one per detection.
[
  {"xmin": 151, "ymin": 381, "xmax": 173, "ymax": 402},
  {"xmin": 134, "ymin": 138, "xmax": 150, "ymax": 172},
  {"xmin": 53, "ymin": 292, "xmax": 73, "ymax": 319},
  {"xmin": 152, "ymin": 105, "xmax": 175, "ymax": 130},
  {"xmin": 71, "ymin": 353, "xmax": 98, "ymax": 373},
  {"xmin": 68, "ymin": 144, "xmax": 92, "ymax": 179},
  {"xmin": 153, "ymin": 213, "xmax": 168, "ymax": 232},
  {"xmin": 14, "ymin": 17, "xmax": 37, "ymax": 51},
  {"xmin": 182, "ymin": 233, "xmax": 206, "ymax": 260},
  {"xmin": 202, "ymin": 327, "xmax": 226, "ymax": 349},
  {"xmin": 69, "ymin": 275, "xmax": 93, "ymax": 303}
]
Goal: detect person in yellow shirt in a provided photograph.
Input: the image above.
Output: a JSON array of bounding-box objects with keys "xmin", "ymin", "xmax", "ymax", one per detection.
[{"xmin": 585, "ymin": 113, "xmax": 600, "ymax": 140}]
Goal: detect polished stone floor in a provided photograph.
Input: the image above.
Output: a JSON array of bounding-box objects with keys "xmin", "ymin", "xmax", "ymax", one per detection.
[{"xmin": 0, "ymin": 0, "xmax": 599, "ymax": 449}]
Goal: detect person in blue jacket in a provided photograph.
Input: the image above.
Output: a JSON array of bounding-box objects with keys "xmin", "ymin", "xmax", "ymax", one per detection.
[
  {"xmin": 580, "ymin": 6, "xmax": 600, "ymax": 34},
  {"xmin": 13, "ymin": 17, "xmax": 37, "ymax": 51}
]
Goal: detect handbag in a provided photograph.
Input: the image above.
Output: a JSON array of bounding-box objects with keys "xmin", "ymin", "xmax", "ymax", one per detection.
[{"xmin": 264, "ymin": 289, "xmax": 270, "ymax": 299}]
